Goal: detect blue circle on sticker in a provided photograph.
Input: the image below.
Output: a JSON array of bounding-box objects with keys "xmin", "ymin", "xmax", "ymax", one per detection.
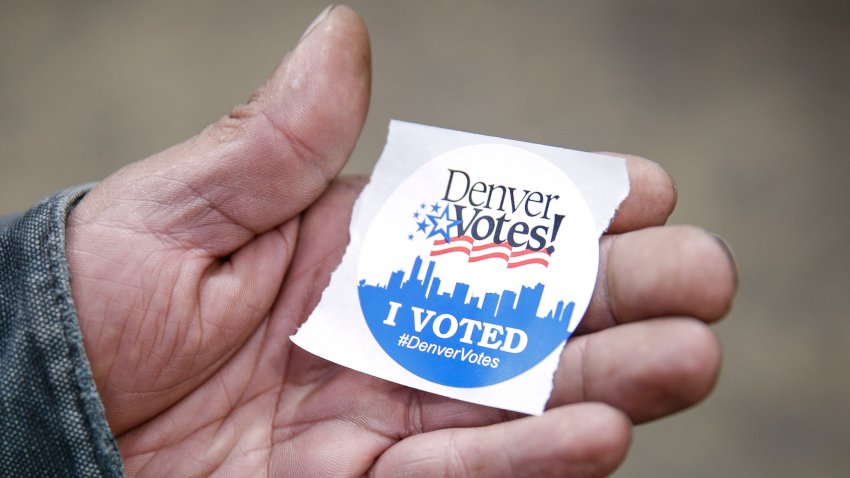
[{"xmin": 357, "ymin": 144, "xmax": 598, "ymax": 388}]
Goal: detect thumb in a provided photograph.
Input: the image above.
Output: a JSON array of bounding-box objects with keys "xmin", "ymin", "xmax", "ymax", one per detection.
[
  {"xmin": 77, "ymin": 5, "xmax": 371, "ymax": 257},
  {"xmin": 64, "ymin": 5, "xmax": 370, "ymax": 434}
]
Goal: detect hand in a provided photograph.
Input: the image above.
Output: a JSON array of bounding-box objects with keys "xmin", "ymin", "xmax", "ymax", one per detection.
[{"xmin": 66, "ymin": 6, "xmax": 736, "ymax": 477}]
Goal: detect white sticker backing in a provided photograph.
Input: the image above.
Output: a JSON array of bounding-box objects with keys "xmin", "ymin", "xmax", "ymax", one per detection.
[{"xmin": 291, "ymin": 120, "xmax": 629, "ymax": 415}]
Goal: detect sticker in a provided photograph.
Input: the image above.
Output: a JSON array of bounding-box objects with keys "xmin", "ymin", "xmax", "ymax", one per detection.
[
  {"xmin": 357, "ymin": 144, "xmax": 598, "ymax": 388},
  {"xmin": 291, "ymin": 120, "xmax": 629, "ymax": 415}
]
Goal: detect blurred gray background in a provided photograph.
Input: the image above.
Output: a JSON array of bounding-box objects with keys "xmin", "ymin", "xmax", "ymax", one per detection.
[{"xmin": 2, "ymin": 1, "xmax": 848, "ymax": 476}]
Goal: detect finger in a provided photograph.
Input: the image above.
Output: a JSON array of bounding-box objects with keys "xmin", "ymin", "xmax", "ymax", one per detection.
[
  {"xmin": 81, "ymin": 5, "xmax": 371, "ymax": 256},
  {"xmin": 369, "ymin": 403, "xmax": 631, "ymax": 478},
  {"xmin": 605, "ymin": 154, "xmax": 677, "ymax": 234},
  {"xmin": 577, "ymin": 225, "xmax": 737, "ymax": 334},
  {"xmin": 550, "ymin": 318, "xmax": 721, "ymax": 423}
]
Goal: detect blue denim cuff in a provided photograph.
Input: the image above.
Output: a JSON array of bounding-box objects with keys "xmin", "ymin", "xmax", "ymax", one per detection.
[{"xmin": 0, "ymin": 185, "xmax": 124, "ymax": 477}]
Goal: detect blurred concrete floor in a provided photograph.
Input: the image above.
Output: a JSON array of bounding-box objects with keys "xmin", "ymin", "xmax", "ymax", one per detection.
[{"xmin": 1, "ymin": 1, "xmax": 848, "ymax": 476}]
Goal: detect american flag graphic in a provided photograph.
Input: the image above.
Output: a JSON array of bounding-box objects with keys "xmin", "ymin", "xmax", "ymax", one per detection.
[{"xmin": 430, "ymin": 235, "xmax": 551, "ymax": 268}]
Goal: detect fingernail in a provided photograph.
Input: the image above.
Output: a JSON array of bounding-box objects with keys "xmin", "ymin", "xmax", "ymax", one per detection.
[
  {"xmin": 710, "ymin": 233, "xmax": 738, "ymax": 288},
  {"xmin": 300, "ymin": 5, "xmax": 336, "ymax": 42}
]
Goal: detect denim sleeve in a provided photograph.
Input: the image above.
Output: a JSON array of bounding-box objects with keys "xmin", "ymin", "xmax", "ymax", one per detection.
[{"xmin": 0, "ymin": 186, "xmax": 124, "ymax": 477}]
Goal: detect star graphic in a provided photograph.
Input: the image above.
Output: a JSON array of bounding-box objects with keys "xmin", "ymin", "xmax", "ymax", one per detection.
[
  {"xmin": 420, "ymin": 203, "xmax": 426, "ymax": 209},
  {"xmin": 426, "ymin": 205, "xmax": 461, "ymax": 242},
  {"xmin": 413, "ymin": 211, "xmax": 420, "ymax": 219},
  {"xmin": 431, "ymin": 202, "xmax": 440, "ymax": 213},
  {"xmin": 417, "ymin": 219, "xmax": 428, "ymax": 232},
  {"xmin": 408, "ymin": 233, "xmax": 414, "ymax": 241}
]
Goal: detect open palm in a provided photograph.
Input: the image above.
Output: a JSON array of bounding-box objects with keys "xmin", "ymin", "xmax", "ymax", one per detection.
[{"xmin": 64, "ymin": 7, "xmax": 735, "ymax": 477}]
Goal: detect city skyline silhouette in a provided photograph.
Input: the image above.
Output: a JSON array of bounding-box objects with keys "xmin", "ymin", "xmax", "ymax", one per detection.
[{"xmin": 358, "ymin": 256, "xmax": 574, "ymax": 323}]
